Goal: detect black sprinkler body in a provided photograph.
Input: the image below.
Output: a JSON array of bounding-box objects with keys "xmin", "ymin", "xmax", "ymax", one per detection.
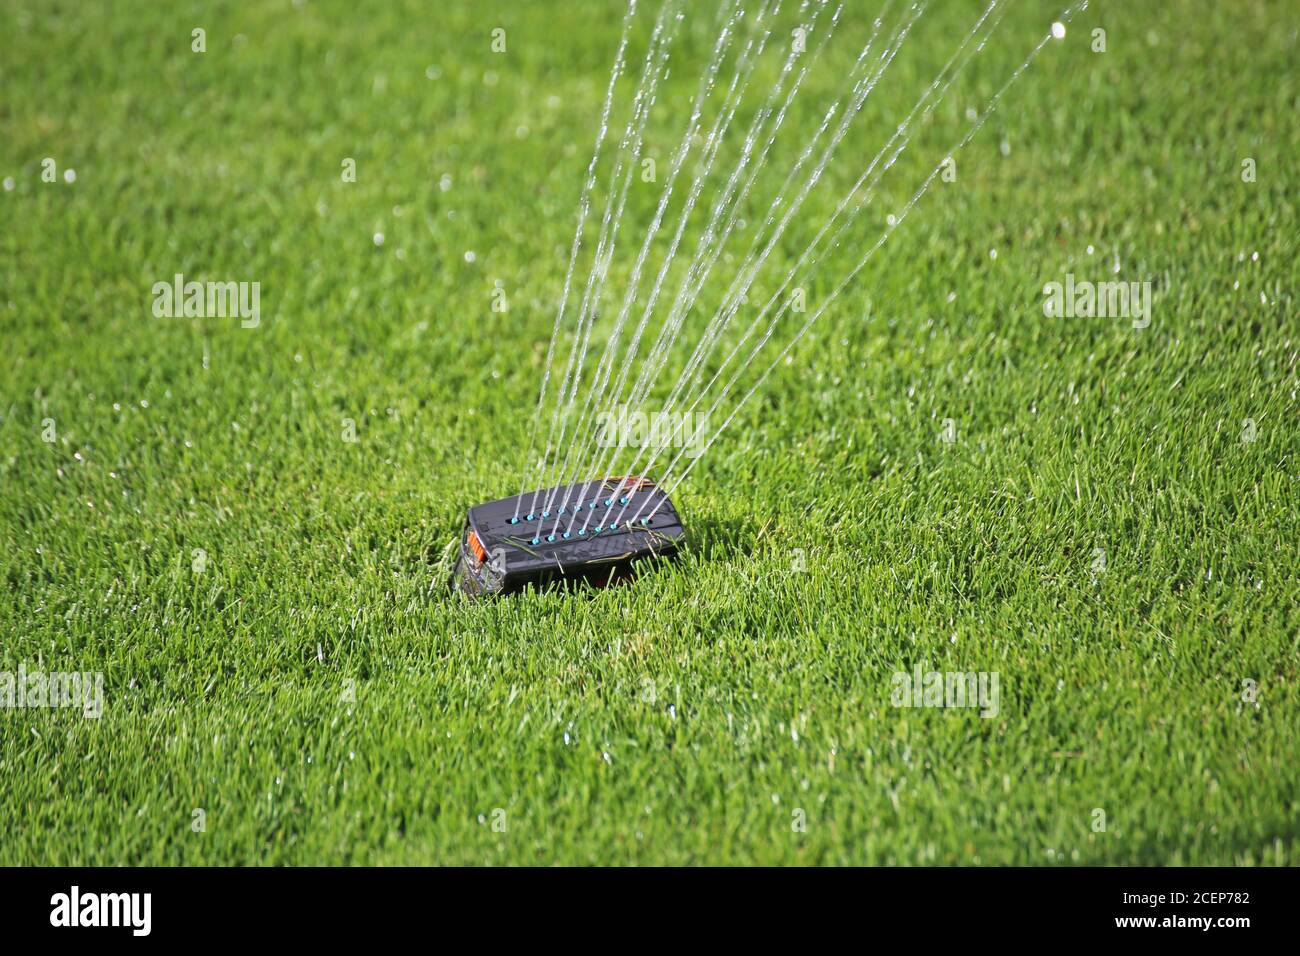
[{"xmin": 450, "ymin": 476, "xmax": 685, "ymax": 597}]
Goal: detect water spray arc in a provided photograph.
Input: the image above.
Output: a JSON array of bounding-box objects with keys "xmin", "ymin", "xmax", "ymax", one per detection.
[{"xmin": 452, "ymin": 0, "xmax": 1087, "ymax": 597}]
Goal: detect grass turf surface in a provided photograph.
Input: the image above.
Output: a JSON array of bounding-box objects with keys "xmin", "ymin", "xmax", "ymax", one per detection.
[{"xmin": 1, "ymin": 0, "xmax": 1297, "ymax": 865}]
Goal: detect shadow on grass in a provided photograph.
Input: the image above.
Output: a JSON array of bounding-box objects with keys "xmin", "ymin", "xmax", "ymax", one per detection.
[{"xmin": 680, "ymin": 510, "xmax": 756, "ymax": 564}]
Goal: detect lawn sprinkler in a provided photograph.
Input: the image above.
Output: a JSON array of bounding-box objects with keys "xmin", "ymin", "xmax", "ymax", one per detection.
[
  {"xmin": 449, "ymin": 0, "xmax": 1073, "ymax": 598},
  {"xmin": 450, "ymin": 475, "xmax": 686, "ymax": 597}
]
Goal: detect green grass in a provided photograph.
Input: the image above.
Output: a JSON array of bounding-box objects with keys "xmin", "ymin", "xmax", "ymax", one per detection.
[{"xmin": 1, "ymin": 0, "xmax": 1296, "ymax": 865}]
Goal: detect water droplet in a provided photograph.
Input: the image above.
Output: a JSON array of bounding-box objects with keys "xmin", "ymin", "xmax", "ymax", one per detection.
[
  {"xmin": 2, "ymin": 177, "xmax": 13, "ymax": 192},
  {"xmin": 373, "ymin": 232, "xmax": 385, "ymax": 246},
  {"xmin": 1051, "ymin": 22, "xmax": 1066, "ymax": 40},
  {"xmin": 63, "ymin": 168, "xmax": 77, "ymax": 183},
  {"xmin": 464, "ymin": 250, "xmax": 476, "ymax": 263}
]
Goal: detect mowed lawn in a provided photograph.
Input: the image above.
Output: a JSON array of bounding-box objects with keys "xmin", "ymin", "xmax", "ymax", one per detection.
[{"xmin": 1, "ymin": 0, "xmax": 1296, "ymax": 865}]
